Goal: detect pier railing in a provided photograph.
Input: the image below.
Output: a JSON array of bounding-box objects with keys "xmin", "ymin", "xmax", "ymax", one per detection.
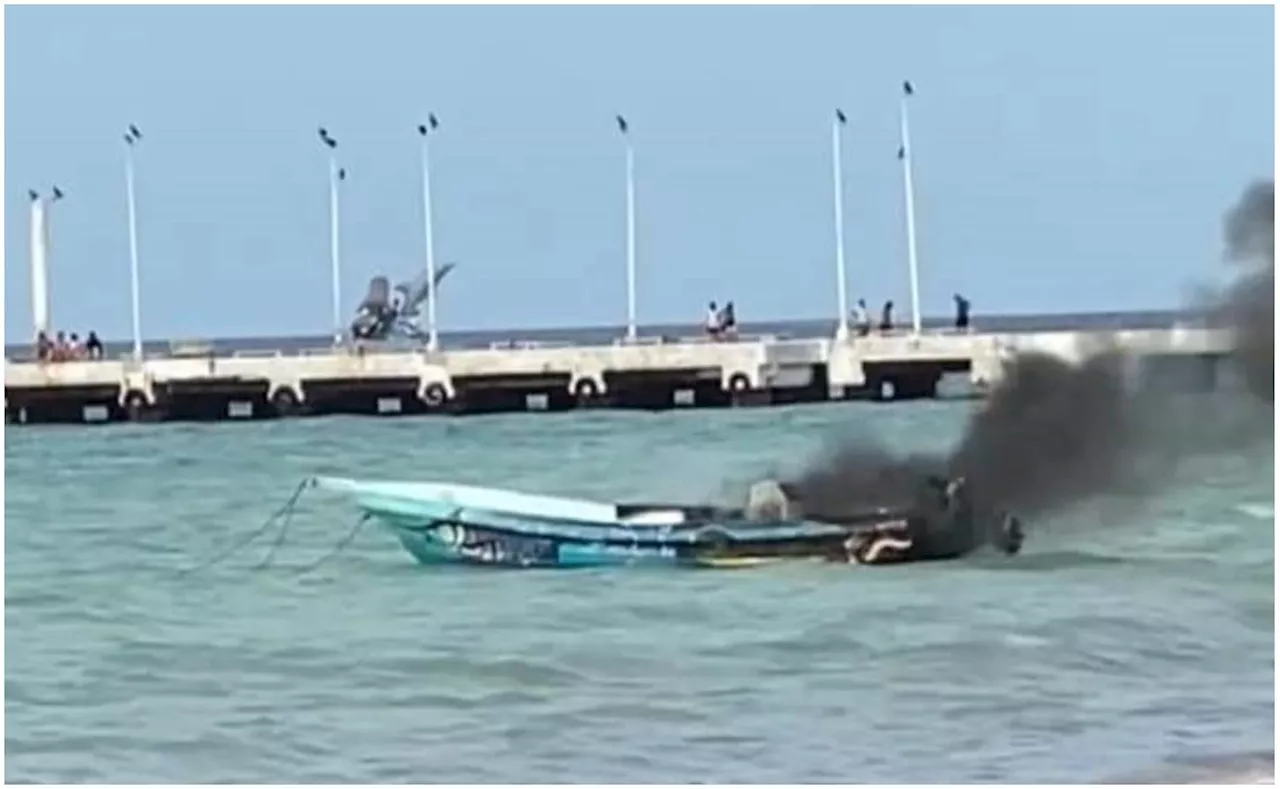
[{"xmin": 4, "ymin": 326, "xmax": 1234, "ymax": 394}]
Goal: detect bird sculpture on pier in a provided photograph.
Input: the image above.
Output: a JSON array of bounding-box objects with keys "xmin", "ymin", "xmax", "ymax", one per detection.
[{"xmin": 349, "ymin": 263, "xmax": 458, "ymax": 343}]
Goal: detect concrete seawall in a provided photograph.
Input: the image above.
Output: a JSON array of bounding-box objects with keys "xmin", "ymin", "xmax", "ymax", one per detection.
[{"xmin": 4, "ymin": 327, "xmax": 1234, "ymax": 425}]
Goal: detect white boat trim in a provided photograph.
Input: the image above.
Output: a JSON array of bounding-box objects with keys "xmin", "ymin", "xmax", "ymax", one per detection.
[{"xmin": 314, "ymin": 476, "xmax": 686, "ymax": 526}]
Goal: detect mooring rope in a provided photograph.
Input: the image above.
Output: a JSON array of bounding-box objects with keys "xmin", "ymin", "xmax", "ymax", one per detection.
[
  {"xmin": 177, "ymin": 477, "xmax": 314, "ymax": 577},
  {"xmin": 252, "ymin": 497, "xmax": 300, "ymax": 570},
  {"xmin": 293, "ymin": 513, "xmax": 373, "ymax": 575}
]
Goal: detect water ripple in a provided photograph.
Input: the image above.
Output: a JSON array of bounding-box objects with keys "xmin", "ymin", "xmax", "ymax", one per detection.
[{"xmin": 6, "ymin": 403, "xmax": 1274, "ymax": 783}]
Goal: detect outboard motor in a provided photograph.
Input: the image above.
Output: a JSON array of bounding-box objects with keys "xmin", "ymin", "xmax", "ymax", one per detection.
[{"xmin": 744, "ymin": 478, "xmax": 797, "ymax": 521}]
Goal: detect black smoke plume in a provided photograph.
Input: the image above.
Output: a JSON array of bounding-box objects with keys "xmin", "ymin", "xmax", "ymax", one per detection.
[
  {"xmin": 1218, "ymin": 178, "xmax": 1274, "ymax": 403},
  {"xmin": 786, "ymin": 350, "xmax": 1154, "ymax": 530},
  {"xmin": 781, "ymin": 180, "xmax": 1274, "ymax": 544}
]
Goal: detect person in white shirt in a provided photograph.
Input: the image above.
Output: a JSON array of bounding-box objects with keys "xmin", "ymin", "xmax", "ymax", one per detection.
[
  {"xmin": 851, "ymin": 299, "xmax": 870, "ymax": 336},
  {"xmin": 705, "ymin": 301, "xmax": 722, "ymax": 338}
]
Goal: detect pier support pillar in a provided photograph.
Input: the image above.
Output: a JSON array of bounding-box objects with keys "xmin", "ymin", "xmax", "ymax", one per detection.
[
  {"xmin": 825, "ymin": 344, "xmax": 867, "ymax": 395},
  {"xmin": 416, "ymin": 374, "xmax": 455, "ymax": 411},
  {"xmin": 268, "ymin": 383, "xmax": 305, "ymax": 417},
  {"xmin": 118, "ymin": 376, "xmax": 161, "ymax": 422},
  {"xmin": 568, "ymin": 371, "xmax": 607, "ymax": 407},
  {"xmin": 721, "ymin": 369, "xmax": 759, "ymax": 394},
  {"xmin": 121, "ymin": 389, "xmax": 162, "ymax": 422},
  {"xmin": 721, "ymin": 369, "xmax": 763, "ymax": 408},
  {"xmin": 969, "ymin": 350, "xmax": 1007, "ymax": 393}
]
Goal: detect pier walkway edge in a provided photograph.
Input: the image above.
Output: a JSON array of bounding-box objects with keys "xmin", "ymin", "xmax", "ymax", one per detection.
[{"xmin": 4, "ymin": 326, "xmax": 1234, "ymax": 425}]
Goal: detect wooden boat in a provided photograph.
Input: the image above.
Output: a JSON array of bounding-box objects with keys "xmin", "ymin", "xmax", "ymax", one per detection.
[{"xmin": 313, "ymin": 476, "xmax": 1024, "ymax": 569}]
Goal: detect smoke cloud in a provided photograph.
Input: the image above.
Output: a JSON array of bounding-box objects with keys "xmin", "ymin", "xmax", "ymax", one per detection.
[
  {"xmin": 780, "ymin": 179, "xmax": 1275, "ymax": 543},
  {"xmin": 785, "ymin": 350, "xmax": 1160, "ymax": 530},
  {"xmin": 1218, "ymin": 178, "xmax": 1275, "ymax": 403}
]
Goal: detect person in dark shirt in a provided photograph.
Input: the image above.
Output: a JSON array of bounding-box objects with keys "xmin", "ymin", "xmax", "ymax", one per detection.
[
  {"xmin": 719, "ymin": 302, "xmax": 737, "ymax": 338},
  {"xmin": 879, "ymin": 300, "xmax": 895, "ymax": 333},
  {"xmin": 85, "ymin": 331, "xmax": 104, "ymax": 360},
  {"xmin": 953, "ymin": 293, "xmax": 971, "ymax": 331}
]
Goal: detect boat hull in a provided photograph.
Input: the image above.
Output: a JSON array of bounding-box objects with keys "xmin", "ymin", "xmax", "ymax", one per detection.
[
  {"xmin": 314, "ymin": 476, "xmax": 885, "ymax": 569},
  {"xmin": 309, "ymin": 475, "xmax": 1014, "ymax": 570},
  {"xmin": 376, "ymin": 510, "xmax": 855, "ymax": 569}
]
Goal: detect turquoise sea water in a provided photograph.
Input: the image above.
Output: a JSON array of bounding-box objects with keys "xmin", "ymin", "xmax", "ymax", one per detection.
[{"xmin": 5, "ymin": 401, "xmax": 1274, "ymax": 783}]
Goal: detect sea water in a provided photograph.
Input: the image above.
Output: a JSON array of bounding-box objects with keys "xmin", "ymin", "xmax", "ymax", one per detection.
[{"xmin": 4, "ymin": 401, "xmax": 1274, "ymax": 782}]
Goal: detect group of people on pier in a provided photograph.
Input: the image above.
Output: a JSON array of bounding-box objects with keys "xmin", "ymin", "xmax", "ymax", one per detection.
[
  {"xmin": 35, "ymin": 329, "xmax": 104, "ymax": 362},
  {"xmin": 698, "ymin": 292, "xmax": 971, "ymax": 342},
  {"xmin": 849, "ymin": 293, "xmax": 972, "ymax": 336},
  {"xmin": 704, "ymin": 301, "xmax": 738, "ymax": 340}
]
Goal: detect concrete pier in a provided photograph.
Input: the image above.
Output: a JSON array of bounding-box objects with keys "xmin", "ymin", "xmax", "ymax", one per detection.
[{"xmin": 4, "ymin": 326, "xmax": 1235, "ymax": 426}]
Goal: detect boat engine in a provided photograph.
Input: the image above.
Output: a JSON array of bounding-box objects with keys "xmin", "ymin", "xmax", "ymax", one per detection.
[
  {"xmin": 742, "ymin": 472, "xmax": 1026, "ymax": 562},
  {"xmin": 744, "ymin": 478, "xmax": 798, "ymax": 521}
]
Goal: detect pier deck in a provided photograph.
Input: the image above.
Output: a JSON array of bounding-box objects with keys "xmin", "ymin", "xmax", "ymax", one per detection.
[{"xmin": 4, "ymin": 326, "xmax": 1233, "ymax": 425}]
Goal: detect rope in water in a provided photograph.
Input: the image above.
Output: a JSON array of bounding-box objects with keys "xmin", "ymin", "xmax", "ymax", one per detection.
[
  {"xmin": 253, "ymin": 495, "xmax": 302, "ymax": 570},
  {"xmin": 291, "ymin": 513, "xmax": 373, "ymax": 575},
  {"xmin": 177, "ymin": 477, "xmax": 315, "ymax": 576}
]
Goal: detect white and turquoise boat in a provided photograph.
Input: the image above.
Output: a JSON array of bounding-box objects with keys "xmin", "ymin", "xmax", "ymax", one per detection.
[
  {"xmin": 311, "ymin": 475, "xmax": 1023, "ymax": 569},
  {"xmin": 313, "ymin": 476, "xmax": 911, "ymax": 568}
]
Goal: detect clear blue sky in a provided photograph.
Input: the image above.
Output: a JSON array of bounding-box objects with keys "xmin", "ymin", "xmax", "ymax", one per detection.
[{"xmin": 5, "ymin": 4, "xmax": 1274, "ymax": 342}]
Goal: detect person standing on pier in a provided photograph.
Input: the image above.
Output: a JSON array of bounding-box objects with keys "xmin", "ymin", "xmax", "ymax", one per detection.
[
  {"xmin": 851, "ymin": 299, "xmax": 871, "ymax": 336},
  {"xmin": 879, "ymin": 300, "xmax": 895, "ymax": 333},
  {"xmin": 720, "ymin": 302, "xmax": 737, "ymax": 339},
  {"xmin": 705, "ymin": 301, "xmax": 722, "ymax": 338},
  {"xmin": 35, "ymin": 331, "xmax": 52, "ymax": 362},
  {"xmin": 85, "ymin": 331, "xmax": 104, "ymax": 360},
  {"xmin": 953, "ymin": 294, "xmax": 971, "ymax": 331}
]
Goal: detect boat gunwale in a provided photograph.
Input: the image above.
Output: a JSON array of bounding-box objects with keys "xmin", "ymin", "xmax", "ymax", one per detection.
[
  {"xmin": 316, "ymin": 475, "xmax": 916, "ymax": 546},
  {"xmin": 316, "ymin": 475, "xmax": 664, "ymax": 526},
  {"xmin": 377, "ymin": 510, "xmax": 897, "ymax": 547}
]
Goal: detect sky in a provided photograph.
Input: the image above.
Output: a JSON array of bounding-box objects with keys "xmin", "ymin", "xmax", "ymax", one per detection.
[{"xmin": 4, "ymin": 4, "xmax": 1274, "ymax": 342}]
